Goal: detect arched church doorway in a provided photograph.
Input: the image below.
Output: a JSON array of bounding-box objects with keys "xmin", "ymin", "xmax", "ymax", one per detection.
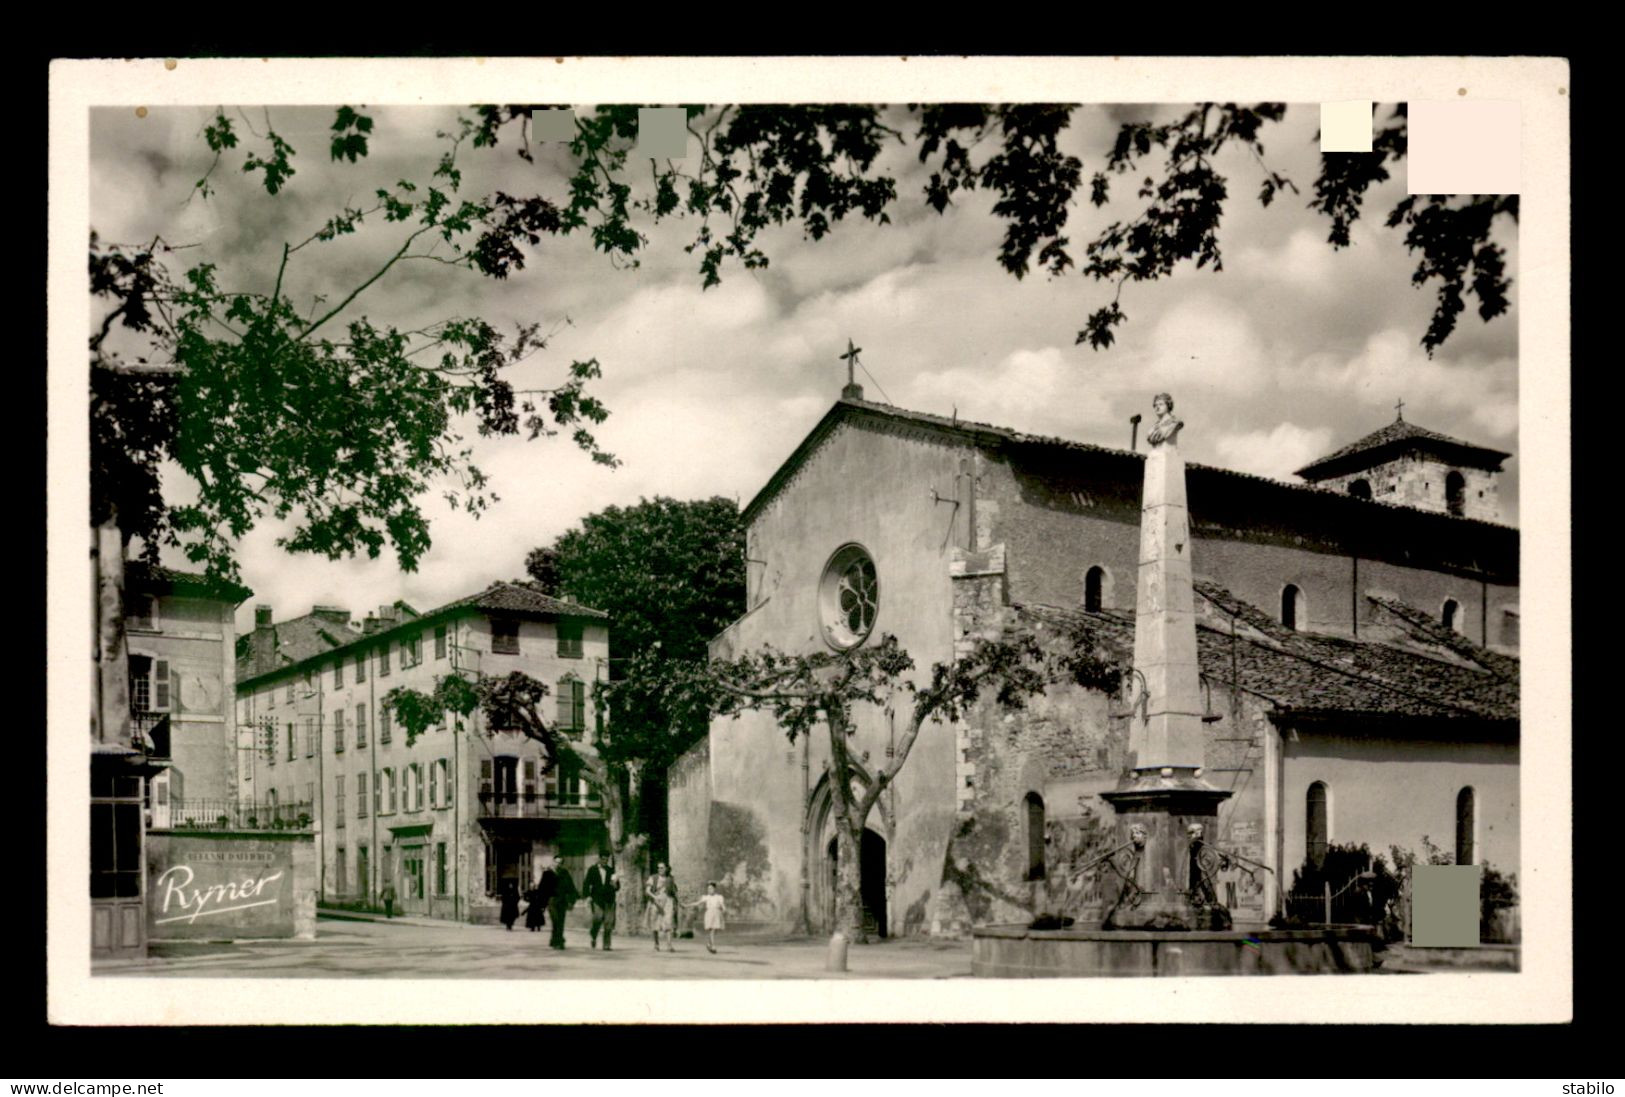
[
  {"xmin": 824, "ymin": 829, "xmax": 888, "ymax": 938},
  {"xmin": 806, "ymin": 767, "xmax": 891, "ymax": 938}
]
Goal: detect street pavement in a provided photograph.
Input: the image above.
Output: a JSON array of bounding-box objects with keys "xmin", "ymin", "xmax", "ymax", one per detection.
[{"xmin": 110, "ymin": 912, "xmax": 975, "ymax": 979}]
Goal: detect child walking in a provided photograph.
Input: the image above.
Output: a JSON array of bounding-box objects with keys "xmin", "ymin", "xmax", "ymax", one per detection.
[{"xmin": 688, "ymin": 882, "xmax": 728, "ymax": 953}]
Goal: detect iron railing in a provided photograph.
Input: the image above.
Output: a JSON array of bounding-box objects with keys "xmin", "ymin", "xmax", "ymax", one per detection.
[
  {"xmin": 476, "ymin": 791, "xmax": 602, "ymax": 819},
  {"xmin": 158, "ymin": 797, "xmax": 315, "ymax": 831}
]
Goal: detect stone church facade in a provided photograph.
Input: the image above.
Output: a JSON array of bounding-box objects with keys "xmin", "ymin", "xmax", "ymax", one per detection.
[{"xmin": 668, "ymin": 391, "xmax": 1519, "ymax": 938}]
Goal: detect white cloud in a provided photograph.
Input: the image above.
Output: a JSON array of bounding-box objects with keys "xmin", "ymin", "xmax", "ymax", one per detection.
[{"xmin": 1213, "ymin": 422, "xmax": 1336, "ymax": 481}]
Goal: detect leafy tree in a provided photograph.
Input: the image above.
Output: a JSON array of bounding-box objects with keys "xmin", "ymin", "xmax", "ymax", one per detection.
[
  {"xmin": 90, "ymin": 105, "xmax": 618, "ymax": 745},
  {"xmin": 524, "ymin": 496, "xmax": 745, "ymax": 834}
]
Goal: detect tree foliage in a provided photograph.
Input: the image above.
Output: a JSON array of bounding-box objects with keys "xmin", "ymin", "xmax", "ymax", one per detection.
[
  {"xmin": 92, "ymin": 106, "xmax": 618, "ymax": 586},
  {"xmin": 465, "ymin": 102, "xmax": 1514, "ymax": 357},
  {"xmin": 525, "ymin": 496, "xmax": 745, "ymax": 774}
]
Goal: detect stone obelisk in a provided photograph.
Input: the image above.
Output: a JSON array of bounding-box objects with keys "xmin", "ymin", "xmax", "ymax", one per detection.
[{"xmin": 1100, "ymin": 393, "xmax": 1232, "ymax": 930}]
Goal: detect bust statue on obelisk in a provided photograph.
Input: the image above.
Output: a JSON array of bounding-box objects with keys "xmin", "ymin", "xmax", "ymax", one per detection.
[{"xmin": 1100, "ymin": 392, "xmax": 1233, "ymax": 931}]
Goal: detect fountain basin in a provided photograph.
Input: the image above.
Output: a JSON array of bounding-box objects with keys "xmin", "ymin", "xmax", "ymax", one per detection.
[{"xmin": 971, "ymin": 924, "xmax": 1381, "ymax": 977}]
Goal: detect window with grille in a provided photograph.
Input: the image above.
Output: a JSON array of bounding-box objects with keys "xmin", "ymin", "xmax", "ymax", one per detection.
[
  {"xmin": 129, "ymin": 654, "xmax": 171, "ymax": 713},
  {"xmin": 357, "ymin": 772, "xmax": 368, "ymax": 818},
  {"xmin": 557, "ymin": 620, "xmax": 584, "ymax": 659},
  {"xmin": 356, "ymin": 705, "xmax": 367, "ymax": 748},
  {"xmin": 491, "ymin": 619, "xmax": 520, "ymax": 655}
]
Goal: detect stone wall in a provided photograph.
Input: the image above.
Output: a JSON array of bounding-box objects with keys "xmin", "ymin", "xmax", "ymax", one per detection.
[{"xmin": 1314, "ymin": 455, "xmax": 1502, "ymax": 523}]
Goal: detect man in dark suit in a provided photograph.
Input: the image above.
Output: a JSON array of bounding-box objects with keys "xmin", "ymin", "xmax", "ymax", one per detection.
[
  {"xmin": 541, "ymin": 853, "xmax": 578, "ymax": 950},
  {"xmin": 582, "ymin": 850, "xmax": 619, "ymax": 950}
]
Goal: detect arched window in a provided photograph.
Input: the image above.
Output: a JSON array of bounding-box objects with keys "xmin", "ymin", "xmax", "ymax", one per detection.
[
  {"xmin": 1442, "ymin": 599, "xmax": 1460, "ymax": 632},
  {"xmin": 1306, "ymin": 781, "xmax": 1329, "ymax": 868},
  {"xmin": 1456, "ymin": 787, "xmax": 1476, "ymax": 865},
  {"xmin": 1084, "ymin": 567, "xmax": 1106, "ymax": 613},
  {"xmin": 1348, "ymin": 478, "xmax": 1372, "ymax": 500},
  {"xmin": 1445, "ymin": 470, "xmax": 1466, "ymax": 517},
  {"xmin": 1282, "ymin": 585, "xmax": 1303, "ymax": 631},
  {"xmin": 1024, "ymin": 792, "xmax": 1047, "ymax": 881}
]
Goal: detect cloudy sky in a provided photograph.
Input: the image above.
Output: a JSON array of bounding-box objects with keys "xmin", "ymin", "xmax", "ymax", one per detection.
[{"xmin": 89, "ymin": 101, "xmax": 1519, "ymax": 631}]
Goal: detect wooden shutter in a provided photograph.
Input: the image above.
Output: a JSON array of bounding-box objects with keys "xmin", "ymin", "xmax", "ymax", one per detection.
[{"xmin": 152, "ymin": 659, "xmax": 171, "ymax": 711}]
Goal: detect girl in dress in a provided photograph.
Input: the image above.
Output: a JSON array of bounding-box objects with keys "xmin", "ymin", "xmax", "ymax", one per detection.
[{"xmin": 688, "ymin": 881, "xmax": 728, "ymax": 953}]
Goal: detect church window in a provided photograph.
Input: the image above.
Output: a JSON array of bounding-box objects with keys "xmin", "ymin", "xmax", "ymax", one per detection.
[
  {"xmin": 1348, "ymin": 479, "xmax": 1372, "ymax": 500},
  {"xmin": 1442, "ymin": 599, "xmax": 1460, "ymax": 632},
  {"xmin": 1281, "ymin": 585, "xmax": 1303, "ymax": 631},
  {"xmin": 1456, "ymin": 787, "xmax": 1476, "ymax": 865},
  {"xmin": 1084, "ymin": 566, "xmax": 1106, "ymax": 612},
  {"xmin": 1024, "ymin": 792, "xmax": 1047, "ymax": 881},
  {"xmin": 1306, "ymin": 781, "xmax": 1329, "ymax": 868},
  {"xmin": 1445, "ymin": 471, "xmax": 1466, "ymax": 517},
  {"xmin": 819, "ymin": 544, "xmax": 879, "ymax": 650}
]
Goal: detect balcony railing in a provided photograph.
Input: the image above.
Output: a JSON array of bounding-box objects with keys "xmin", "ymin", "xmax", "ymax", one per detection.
[
  {"xmin": 131, "ymin": 710, "xmax": 171, "ymax": 757},
  {"xmin": 476, "ymin": 791, "xmax": 602, "ymax": 819},
  {"xmin": 157, "ymin": 797, "xmax": 315, "ymax": 831}
]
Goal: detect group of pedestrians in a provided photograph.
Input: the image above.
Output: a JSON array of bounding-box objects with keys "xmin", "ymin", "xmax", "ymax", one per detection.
[{"xmin": 498, "ymin": 852, "xmax": 727, "ymax": 954}]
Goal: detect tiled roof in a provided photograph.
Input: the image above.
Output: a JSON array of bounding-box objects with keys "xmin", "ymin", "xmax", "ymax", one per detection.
[
  {"xmin": 235, "ymin": 582, "xmax": 607, "ymax": 684},
  {"xmin": 742, "ymin": 398, "xmax": 1516, "ymax": 531},
  {"xmin": 443, "ymin": 582, "xmax": 610, "ymax": 620},
  {"xmin": 1016, "ymin": 583, "xmax": 1517, "ymax": 725},
  {"xmin": 1295, "ymin": 417, "xmax": 1512, "ymax": 480},
  {"xmin": 125, "ymin": 560, "xmax": 252, "ymax": 604}
]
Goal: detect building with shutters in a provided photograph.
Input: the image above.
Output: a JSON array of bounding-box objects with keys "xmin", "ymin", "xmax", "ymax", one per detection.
[
  {"xmin": 92, "ymin": 561, "xmax": 251, "ymax": 960},
  {"xmin": 233, "ymin": 581, "xmax": 610, "ymax": 924}
]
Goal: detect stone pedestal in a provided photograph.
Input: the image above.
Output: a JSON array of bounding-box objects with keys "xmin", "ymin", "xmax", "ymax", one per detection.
[
  {"xmin": 1101, "ymin": 776, "xmax": 1231, "ymax": 931},
  {"xmin": 1102, "ymin": 401, "xmax": 1231, "ymax": 931}
]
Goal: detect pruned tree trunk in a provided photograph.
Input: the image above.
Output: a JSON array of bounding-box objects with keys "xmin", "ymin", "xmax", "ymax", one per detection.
[
  {"xmin": 834, "ymin": 823, "xmax": 866, "ymax": 942},
  {"xmin": 92, "ymin": 517, "xmax": 129, "ymax": 747}
]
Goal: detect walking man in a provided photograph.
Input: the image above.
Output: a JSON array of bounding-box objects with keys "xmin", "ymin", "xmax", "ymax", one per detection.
[
  {"xmin": 541, "ymin": 852, "xmax": 579, "ymax": 950},
  {"xmin": 583, "ymin": 850, "xmax": 619, "ymax": 950}
]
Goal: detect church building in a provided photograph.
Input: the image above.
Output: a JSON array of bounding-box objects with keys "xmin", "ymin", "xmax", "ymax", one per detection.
[{"xmin": 667, "ymin": 385, "xmax": 1519, "ymax": 938}]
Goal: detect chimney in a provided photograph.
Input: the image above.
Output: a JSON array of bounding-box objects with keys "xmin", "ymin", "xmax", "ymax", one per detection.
[
  {"xmin": 378, "ymin": 604, "xmax": 399, "ymax": 626},
  {"xmin": 362, "ymin": 614, "xmax": 381, "ymax": 636},
  {"xmin": 251, "ymin": 605, "xmax": 277, "ymax": 674},
  {"xmin": 311, "ymin": 605, "xmax": 351, "ymax": 625}
]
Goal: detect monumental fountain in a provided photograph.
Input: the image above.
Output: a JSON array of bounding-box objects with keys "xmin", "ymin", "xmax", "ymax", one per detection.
[{"xmin": 971, "ymin": 394, "xmax": 1379, "ymax": 976}]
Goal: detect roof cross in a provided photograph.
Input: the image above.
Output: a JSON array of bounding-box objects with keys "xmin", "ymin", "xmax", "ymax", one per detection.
[
  {"xmin": 1395, "ymin": 397, "xmax": 1405, "ymax": 421},
  {"xmin": 840, "ymin": 339, "xmax": 863, "ymax": 386}
]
